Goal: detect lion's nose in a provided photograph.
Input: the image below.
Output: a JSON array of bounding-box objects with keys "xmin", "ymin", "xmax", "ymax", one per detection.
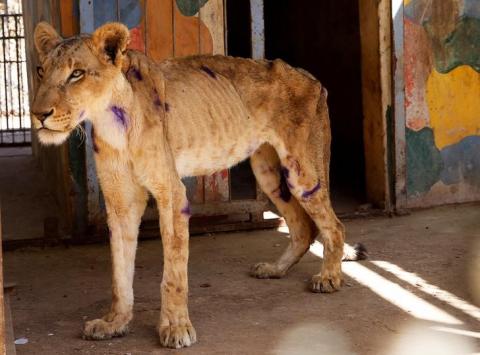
[{"xmin": 32, "ymin": 108, "xmax": 54, "ymax": 122}]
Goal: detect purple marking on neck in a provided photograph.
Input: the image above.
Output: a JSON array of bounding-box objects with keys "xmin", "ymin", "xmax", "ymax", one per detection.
[
  {"xmin": 181, "ymin": 202, "xmax": 191, "ymax": 217},
  {"xmin": 110, "ymin": 105, "xmax": 128, "ymax": 128},
  {"xmin": 91, "ymin": 126, "xmax": 99, "ymax": 153},
  {"xmin": 129, "ymin": 66, "xmax": 142, "ymax": 81},
  {"xmin": 200, "ymin": 65, "xmax": 216, "ymax": 79},
  {"xmin": 302, "ymin": 182, "xmax": 321, "ymax": 198}
]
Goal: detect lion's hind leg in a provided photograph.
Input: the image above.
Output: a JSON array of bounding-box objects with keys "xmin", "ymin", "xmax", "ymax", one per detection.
[{"xmin": 249, "ymin": 143, "xmax": 317, "ymax": 279}]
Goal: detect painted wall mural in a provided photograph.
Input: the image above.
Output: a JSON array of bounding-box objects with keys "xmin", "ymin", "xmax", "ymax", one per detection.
[{"xmin": 404, "ymin": 0, "xmax": 480, "ymax": 204}]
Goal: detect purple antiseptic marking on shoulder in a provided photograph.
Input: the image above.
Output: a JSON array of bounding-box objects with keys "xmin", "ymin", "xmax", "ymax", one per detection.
[
  {"xmin": 181, "ymin": 202, "xmax": 191, "ymax": 217},
  {"xmin": 302, "ymin": 182, "xmax": 321, "ymax": 198},
  {"xmin": 200, "ymin": 65, "xmax": 216, "ymax": 79},
  {"xmin": 110, "ymin": 105, "xmax": 128, "ymax": 128},
  {"xmin": 91, "ymin": 126, "xmax": 99, "ymax": 153},
  {"xmin": 129, "ymin": 66, "xmax": 142, "ymax": 81}
]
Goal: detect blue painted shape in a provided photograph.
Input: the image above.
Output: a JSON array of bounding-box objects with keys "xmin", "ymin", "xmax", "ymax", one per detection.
[
  {"xmin": 119, "ymin": 0, "xmax": 142, "ymax": 29},
  {"xmin": 404, "ymin": 0, "xmax": 430, "ymax": 24},
  {"xmin": 93, "ymin": 0, "xmax": 117, "ymax": 30},
  {"xmin": 440, "ymin": 135, "xmax": 480, "ymax": 188},
  {"xmin": 464, "ymin": 0, "xmax": 480, "ymax": 20}
]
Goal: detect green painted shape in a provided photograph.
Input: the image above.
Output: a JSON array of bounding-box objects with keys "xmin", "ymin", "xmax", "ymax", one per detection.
[
  {"xmin": 425, "ymin": 16, "xmax": 480, "ymax": 73},
  {"xmin": 406, "ymin": 128, "xmax": 443, "ymax": 196},
  {"xmin": 175, "ymin": 0, "xmax": 208, "ymax": 16}
]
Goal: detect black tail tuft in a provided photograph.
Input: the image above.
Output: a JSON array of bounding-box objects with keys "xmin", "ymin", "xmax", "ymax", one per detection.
[{"xmin": 342, "ymin": 242, "xmax": 368, "ymax": 261}]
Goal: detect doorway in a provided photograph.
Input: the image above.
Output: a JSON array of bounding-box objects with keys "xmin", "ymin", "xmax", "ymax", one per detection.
[{"xmin": 227, "ymin": 0, "xmax": 367, "ymax": 214}]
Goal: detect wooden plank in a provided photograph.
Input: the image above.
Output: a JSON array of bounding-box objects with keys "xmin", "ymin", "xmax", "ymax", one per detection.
[
  {"xmin": 250, "ymin": 0, "xmax": 264, "ymax": 59},
  {"xmin": 146, "ymin": 0, "xmax": 174, "ymax": 61},
  {"xmin": 199, "ymin": 0, "xmax": 228, "ymax": 202},
  {"xmin": 359, "ymin": 0, "xmax": 391, "ymax": 209},
  {"xmin": 199, "ymin": 0, "xmax": 223, "ymax": 54},
  {"xmin": 0, "ymin": 205, "xmax": 6, "ymax": 355},
  {"xmin": 59, "ymin": 0, "xmax": 79, "ymax": 37},
  {"xmin": 120, "ymin": 0, "xmax": 146, "ymax": 52},
  {"xmin": 173, "ymin": 0, "xmax": 200, "ymax": 56}
]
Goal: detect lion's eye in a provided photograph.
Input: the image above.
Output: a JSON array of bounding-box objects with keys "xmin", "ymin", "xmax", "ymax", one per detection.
[
  {"xmin": 68, "ymin": 69, "xmax": 85, "ymax": 82},
  {"xmin": 36, "ymin": 66, "xmax": 44, "ymax": 79}
]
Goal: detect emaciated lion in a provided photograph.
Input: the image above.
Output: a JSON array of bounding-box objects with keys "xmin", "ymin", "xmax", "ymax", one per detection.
[{"xmin": 31, "ymin": 22, "xmax": 365, "ymax": 349}]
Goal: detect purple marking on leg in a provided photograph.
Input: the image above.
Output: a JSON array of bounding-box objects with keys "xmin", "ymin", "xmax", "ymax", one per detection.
[
  {"xmin": 200, "ymin": 65, "xmax": 216, "ymax": 79},
  {"xmin": 91, "ymin": 126, "xmax": 99, "ymax": 153},
  {"xmin": 129, "ymin": 66, "xmax": 142, "ymax": 81},
  {"xmin": 110, "ymin": 105, "xmax": 128, "ymax": 128},
  {"xmin": 181, "ymin": 202, "xmax": 191, "ymax": 217},
  {"xmin": 302, "ymin": 182, "xmax": 321, "ymax": 198},
  {"xmin": 279, "ymin": 167, "xmax": 292, "ymax": 203}
]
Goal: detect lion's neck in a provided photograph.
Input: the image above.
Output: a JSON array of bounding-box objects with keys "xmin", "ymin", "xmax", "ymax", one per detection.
[{"xmin": 89, "ymin": 75, "xmax": 141, "ymax": 151}]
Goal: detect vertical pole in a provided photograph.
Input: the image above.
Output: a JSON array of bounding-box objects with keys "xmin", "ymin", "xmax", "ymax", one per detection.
[
  {"xmin": 392, "ymin": 0, "xmax": 406, "ymax": 210},
  {"xmin": 250, "ymin": 0, "xmax": 264, "ymax": 60},
  {"xmin": 79, "ymin": 0, "xmax": 101, "ymax": 225}
]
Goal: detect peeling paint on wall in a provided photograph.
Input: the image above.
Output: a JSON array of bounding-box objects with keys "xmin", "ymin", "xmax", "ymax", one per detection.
[{"xmin": 404, "ymin": 0, "xmax": 480, "ymax": 205}]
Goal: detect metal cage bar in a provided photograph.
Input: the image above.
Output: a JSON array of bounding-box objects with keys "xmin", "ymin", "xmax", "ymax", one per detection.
[{"xmin": 0, "ymin": 13, "xmax": 30, "ymax": 146}]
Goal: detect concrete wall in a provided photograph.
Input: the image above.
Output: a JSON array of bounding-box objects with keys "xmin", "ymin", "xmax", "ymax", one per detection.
[{"xmin": 403, "ymin": 0, "xmax": 480, "ymax": 207}]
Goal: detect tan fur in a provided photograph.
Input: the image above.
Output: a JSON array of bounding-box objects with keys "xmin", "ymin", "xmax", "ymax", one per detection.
[{"xmin": 32, "ymin": 22, "xmax": 347, "ymax": 349}]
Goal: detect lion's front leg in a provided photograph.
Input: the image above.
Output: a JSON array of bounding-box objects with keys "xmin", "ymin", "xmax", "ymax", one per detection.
[
  {"xmin": 83, "ymin": 154, "xmax": 147, "ymax": 340},
  {"xmin": 154, "ymin": 180, "xmax": 196, "ymax": 349}
]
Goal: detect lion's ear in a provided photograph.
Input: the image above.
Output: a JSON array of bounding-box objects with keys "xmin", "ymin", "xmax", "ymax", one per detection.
[
  {"xmin": 34, "ymin": 22, "xmax": 62, "ymax": 59},
  {"xmin": 92, "ymin": 22, "xmax": 130, "ymax": 67}
]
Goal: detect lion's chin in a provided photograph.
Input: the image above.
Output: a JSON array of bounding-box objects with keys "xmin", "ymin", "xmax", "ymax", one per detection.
[{"xmin": 37, "ymin": 128, "xmax": 71, "ymax": 146}]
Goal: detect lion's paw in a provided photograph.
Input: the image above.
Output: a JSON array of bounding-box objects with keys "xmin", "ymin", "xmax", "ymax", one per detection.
[
  {"xmin": 311, "ymin": 272, "xmax": 343, "ymax": 293},
  {"xmin": 250, "ymin": 262, "xmax": 285, "ymax": 279},
  {"xmin": 83, "ymin": 318, "xmax": 129, "ymax": 340},
  {"xmin": 158, "ymin": 323, "xmax": 197, "ymax": 349}
]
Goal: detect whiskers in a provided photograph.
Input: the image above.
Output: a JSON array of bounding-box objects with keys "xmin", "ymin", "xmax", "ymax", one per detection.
[{"xmin": 74, "ymin": 124, "xmax": 87, "ymax": 147}]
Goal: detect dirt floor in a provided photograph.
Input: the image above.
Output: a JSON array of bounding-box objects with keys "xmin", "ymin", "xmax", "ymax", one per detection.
[{"xmin": 4, "ymin": 204, "xmax": 480, "ymax": 354}]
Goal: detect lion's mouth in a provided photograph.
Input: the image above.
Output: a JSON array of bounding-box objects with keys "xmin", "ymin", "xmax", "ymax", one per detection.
[{"xmin": 37, "ymin": 127, "xmax": 67, "ymax": 133}]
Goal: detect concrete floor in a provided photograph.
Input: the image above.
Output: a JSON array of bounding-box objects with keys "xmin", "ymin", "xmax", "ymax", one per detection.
[{"xmin": 4, "ymin": 204, "xmax": 480, "ymax": 354}]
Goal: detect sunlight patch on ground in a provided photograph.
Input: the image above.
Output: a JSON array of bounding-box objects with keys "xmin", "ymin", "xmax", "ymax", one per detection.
[
  {"xmin": 373, "ymin": 260, "xmax": 480, "ymax": 322},
  {"xmin": 309, "ymin": 241, "xmax": 462, "ymax": 325}
]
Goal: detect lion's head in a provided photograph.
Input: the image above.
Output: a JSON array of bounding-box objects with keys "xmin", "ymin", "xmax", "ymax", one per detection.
[{"xmin": 31, "ymin": 22, "xmax": 130, "ymax": 145}]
